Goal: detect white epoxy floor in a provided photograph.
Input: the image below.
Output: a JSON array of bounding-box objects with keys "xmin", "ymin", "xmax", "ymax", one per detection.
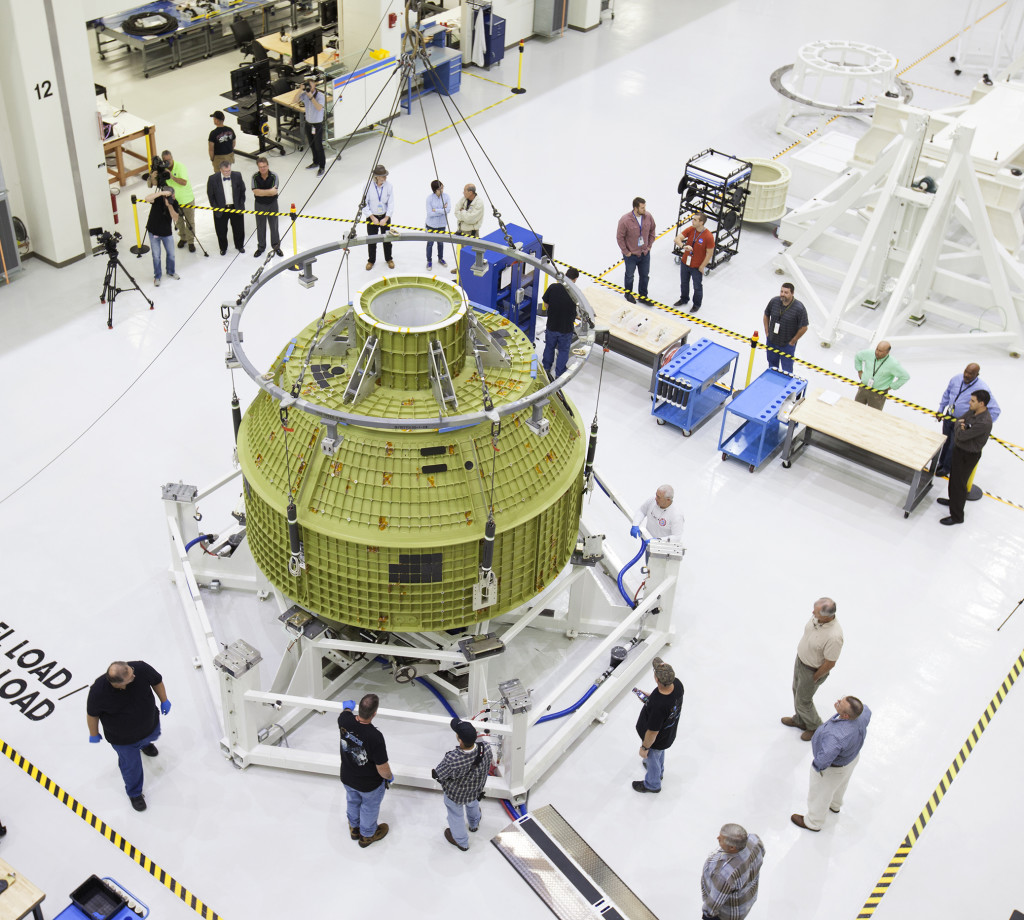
[{"xmin": 2, "ymin": 2, "xmax": 1023, "ymax": 918}]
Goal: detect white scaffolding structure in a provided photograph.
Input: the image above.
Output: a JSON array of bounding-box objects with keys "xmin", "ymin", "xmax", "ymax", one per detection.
[
  {"xmin": 774, "ymin": 93, "xmax": 1024, "ymax": 355},
  {"xmin": 164, "ymin": 468, "xmax": 681, "ymax": 806}
]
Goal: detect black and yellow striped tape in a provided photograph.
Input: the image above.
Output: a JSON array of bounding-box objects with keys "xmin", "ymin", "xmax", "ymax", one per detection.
[
  {"xmin": 857, "ymin": 646, "xmax": 1024, "ymax": 917},
  {"xmin": 0, "ymin": 737, "xmax": 224, "ymax": 920}
]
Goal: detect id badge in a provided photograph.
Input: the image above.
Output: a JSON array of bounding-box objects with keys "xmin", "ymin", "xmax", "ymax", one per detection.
[
  {"xmin": 773, "ymin": 322, "xmax": 780, "ymax": 335},
  {"xmin": 637, "ymin": 236, "xmax": 644, "ymax": 248},
  {"xmin": 867, "ymin": 377, "xmax": 874, "ymax": 387}
]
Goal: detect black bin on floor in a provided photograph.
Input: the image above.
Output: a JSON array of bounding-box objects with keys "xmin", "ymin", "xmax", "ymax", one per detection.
[{"xmin": 70, "ymin": 875, "xmax": 127, "ymax": 920}]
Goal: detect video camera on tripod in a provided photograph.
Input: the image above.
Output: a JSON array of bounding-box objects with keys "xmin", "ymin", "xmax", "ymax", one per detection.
[{"xmin": 90, "ymin": 226, "xmax": 122, "ymax": 258}]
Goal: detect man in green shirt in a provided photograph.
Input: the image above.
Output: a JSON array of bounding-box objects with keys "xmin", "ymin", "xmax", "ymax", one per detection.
[
  {"xmin": 161, "ymin": 149, "xmax": 196, "ymax": 251},
  {"xmin": 853, "ymin": 341, "xmax": 909, "ymax": 410}
]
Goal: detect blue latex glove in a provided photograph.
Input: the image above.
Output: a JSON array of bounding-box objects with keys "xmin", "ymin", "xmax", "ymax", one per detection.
[
  {"xmin": 89, "ymin": 734, "xmax": 102, "ymax": 743},
  {"xmin": 160, "ymin": 700, "xmax": 172, "ymax": 715},
  {"xmin": 342, "ymin": 700, "xmax": 356, "ymax": 711},
  {"xmin": 630, "ymin": 525, "xmax": 641, "ymax": 538}
]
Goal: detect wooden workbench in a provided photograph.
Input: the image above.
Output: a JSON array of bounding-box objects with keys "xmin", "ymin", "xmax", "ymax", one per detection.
[
  {"xmin": 581, "ymin": 283, "xmax": 692, "ymax": 393},
  {"xmin": 102, "ymin": 110, "xmax": 156, "ymax": 187},
  {"xmin": 0, "ymin": 857, "xmax": 45, "ymax": 920},
  {"xmin": 780, "ymin": 387, "xmax": 946, "ymax": 516}
]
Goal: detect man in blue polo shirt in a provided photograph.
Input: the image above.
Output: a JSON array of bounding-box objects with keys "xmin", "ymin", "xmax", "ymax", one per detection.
[{"xmin": 791, "ymin": 695, "xmax": 871, "ymax": 831}]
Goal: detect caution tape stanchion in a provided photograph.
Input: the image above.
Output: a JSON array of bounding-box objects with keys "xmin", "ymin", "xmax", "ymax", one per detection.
[
  {"xmin": 511, "ymin": 41, "xmax": 527, "ymax": 95},
  {"xmin": 287, "ymin": 202, "xmax": 302, "ymax": 272},
  {"xmin": 128, "ymin": 195, "xmax": 149, "ymax": 256},
  {"xmin": 744, "ymin": 330, "xmax": 759, "ymax": 388}
]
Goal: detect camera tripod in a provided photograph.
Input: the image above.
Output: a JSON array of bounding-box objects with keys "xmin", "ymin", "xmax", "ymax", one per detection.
[
  {"xmin": 176, "ymin": 206, "xmax": 210, "ymax": 258},
  {"xmin": 100, "ymin": 249, "xmax": 153, "ymax": 329}
]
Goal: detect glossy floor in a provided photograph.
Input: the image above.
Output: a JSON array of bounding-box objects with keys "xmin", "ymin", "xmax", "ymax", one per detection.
[{"xmin": 1, "ymin": 1, "xmax": 1022, "ymax": 918}]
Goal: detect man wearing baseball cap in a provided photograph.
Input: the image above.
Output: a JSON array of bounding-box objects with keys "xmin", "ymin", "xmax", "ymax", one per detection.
[
  {"xmin": 208, "ymin": 111, "xmax": 236, "ymax": 172},
  {"xmin": 633, "ymin": 656, "xmax": 684, "ymax": 793},
  {"xmin": 432, "ymin": 717, "xmax": 492, "ymax": 850}
]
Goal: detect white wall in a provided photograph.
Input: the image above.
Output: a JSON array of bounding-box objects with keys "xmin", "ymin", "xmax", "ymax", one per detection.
[
  {"xmin": 0, "ymin": 0, "xmax": 112, "ymax": 264},
  {"xmin": 492, "ymin": 0, "xmax": 536, "ymax": 46}
]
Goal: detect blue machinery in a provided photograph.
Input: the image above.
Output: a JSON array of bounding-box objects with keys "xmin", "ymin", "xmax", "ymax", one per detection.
[
  {"xmin": 652, "ymin": 337, "xmax": 739, "ymax": 437},
  {"xmin": 718, "ymin": 369, "xmax": 807, "ymax": 472},
  {"xmin": 458, "ymin": 224, "xmax": 544, "ymax": 342}
]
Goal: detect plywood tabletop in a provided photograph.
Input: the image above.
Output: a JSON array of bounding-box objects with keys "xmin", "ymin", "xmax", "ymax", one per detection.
[{"xmin": 790, "ymin": 387, "xmax": 945, "ymax": 470}]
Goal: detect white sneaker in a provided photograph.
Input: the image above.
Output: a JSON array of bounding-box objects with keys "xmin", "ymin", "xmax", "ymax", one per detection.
[
  {"xmin": 167, "ymin": 272, "xmax": 180, "ymax": 280},
  {"xmin": 154, "ymin": 277, "xmax": 161, "ymax": 287}
]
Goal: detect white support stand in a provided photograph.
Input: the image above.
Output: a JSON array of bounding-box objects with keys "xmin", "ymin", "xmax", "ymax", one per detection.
[
  {"xmin": 165, "ymin": 466, "xmax": 682, "ymax": 803},
  {"xmin": 950, "ymin": 0, "xmax": 1024, "ymax": 79},
  {"xmin": 774, "ymin": 98, "xmax": 1024, "ymax": 355}
]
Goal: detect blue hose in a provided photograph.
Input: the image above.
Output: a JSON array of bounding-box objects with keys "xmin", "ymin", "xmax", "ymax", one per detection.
[
  {"xmin": 415, "ymin": 675, "xmax": 458, "ymax": 719},
  {"xmin": 536, "ymin": 683, "xmax": 598, "ymax": 724},
  {"xmin": 617, "ymin": 538, "xmax": 649, "ymax": 607},
  {"xmin": 184, "ymin": 534, "xmax": 214, "ymax": 552}
]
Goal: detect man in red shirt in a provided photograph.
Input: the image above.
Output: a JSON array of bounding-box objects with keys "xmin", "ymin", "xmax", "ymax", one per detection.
[{"xmin": 673, "ymin": 215, "xmax": 713, "ymax": 314}]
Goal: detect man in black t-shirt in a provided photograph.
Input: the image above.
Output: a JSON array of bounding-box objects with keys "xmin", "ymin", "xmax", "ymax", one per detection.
[
  {"xmin": 542, "ymin": 267, "xmax": 579, "ymax": 379},
  {"xmin": 208, "ymin": 111, "xmax": 236, "ymax": 172},
  {"xmin": 86, "ymin": 661, "xmax": 171, "ymax": 812},
  {"xmin": 633, "ymin": 656, "xmax": 684, "ymax": 793},
  {"xmin": 338, "ymin": 693, "xmax": 394, "ymax": 847},
  {"xmin": 143, "ymin": 186, "xmax": 180, "ymax": 287},
  {"xmin": 251, "ymin": 156, "xmax": 282, "ymax": 257}
]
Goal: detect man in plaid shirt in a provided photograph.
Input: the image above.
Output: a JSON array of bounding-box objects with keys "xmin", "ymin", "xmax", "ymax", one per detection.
[
  {"xmin": 701, "ymin": 823, "xmax": 765, "ymax": 919},
  {"xmin": 432, "ymin": 718, "xmax": 492, "ymax": 851}
]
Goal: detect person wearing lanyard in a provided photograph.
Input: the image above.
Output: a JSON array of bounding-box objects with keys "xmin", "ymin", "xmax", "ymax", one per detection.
[
  {"xmin": 672, "ymin": 214, "xmax": 714, "ymax": 314},
  {"xmin": 852, "ymin": 341, "xmax": 910, "ymax": 410},
  {"xmin": 363, "ymin": 164, "xmax": 395, "ymax": 270},
  {"xmin": 615, "ymin": 196, "xmax": 655, "ymax": 305},
  {"xmin": 424, "ymin": 179, "xmax": 451, "ymax": 269},
  {"xmin": 762, "ymin": 282, "xmax": 808, "ymax": 374},
  {"xmin": 935, "ymin": 363, "xmax": 1000, "ymax": 476},
  {"xmin": 295, "ymin": 78, "xmax": 326, "ymax": 177}
]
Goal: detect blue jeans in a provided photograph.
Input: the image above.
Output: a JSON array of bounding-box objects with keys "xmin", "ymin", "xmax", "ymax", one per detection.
[
  {"xmin": 543, "ymin": 330, "xmax": 573, "ymax": 377},
  {"xmin": 767, "ymin": 341, "xmax": 796, "ymax": 374},
  {"xmin": 426, "ymin": 238, "xmax": 445, "ymax": 262},
  {"xmin": 110, "ymin": 723, "xmax": 161, "ymax": 798},
  {"xmin": 643, "ymin": 747, "xmax": 665, "ymax": 791},
  {"xmin": 150, "ymin": 234, "xmax": 174, "ymax": 279},
  {"xmin": 623, "ymin": 253, "xmax": 650, "ymax": 297},
  {"xmin": 680, "ymin": 264, "xmax": 703, "ymax": 307},
  {"xmin": 345, "ymin": 781, "xmax": 386, "ymax": 837},
  {"xmin": 444, "ymin": 793, "xmax": 481, "ymax": 848}
]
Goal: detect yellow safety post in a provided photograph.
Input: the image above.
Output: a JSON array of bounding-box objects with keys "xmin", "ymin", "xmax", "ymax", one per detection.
[
  {"xmin": 744, "ymin": 330, "xmax": 759, "ymax": 387},
  {"xmin": 128, "ymin": 194, "xmax": 149, "ymax": 256},
  {"xmin": 145, "ymin": 128, "xmax": 153, "ymax": 165},
  {"xmin": 290, "ymin": 202, "xmax": 298, "ymax": 256},
  {"xmin": 965, "ymin": 459, "xmax": 984, "ymax": 502},
  {"xmin": 511, "ymin": 41, "xmax": 527, "ymax": 94}
]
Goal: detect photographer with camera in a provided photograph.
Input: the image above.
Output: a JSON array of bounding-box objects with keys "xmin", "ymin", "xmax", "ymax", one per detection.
[
  {"xmin": 293, "ymin": 78, "xmax": 326, "ymax": 177},
  {"xmin": 148, "ymin": 150, "xmax": 196, "ymax": 253},
  {"xmin": 143, "ymin": 181, "xmax": 181, "ymax": 286}
]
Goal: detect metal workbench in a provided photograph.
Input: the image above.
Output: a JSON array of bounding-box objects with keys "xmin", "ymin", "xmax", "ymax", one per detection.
[{"xmin": 89, "ymin": 0, "xmax": 302, "ymax": 78}]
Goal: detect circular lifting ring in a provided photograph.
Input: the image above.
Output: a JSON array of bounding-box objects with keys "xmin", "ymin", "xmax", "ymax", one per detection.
[
  {"xmin": 769, "ymin": 64, "xmax": 913, "ymax": 114},
  {"xmin": 225, "ymin": 230, "xmax": 599, "ymax": 432}
]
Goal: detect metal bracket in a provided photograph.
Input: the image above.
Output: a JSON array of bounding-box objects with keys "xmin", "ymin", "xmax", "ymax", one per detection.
[
  {"xmin": 428, "ymin": 338, "xmax": 459, "ymax": 412},
  {"xmin": 342, "ymin": 334, "xmax": 379, "ymax": 406}
]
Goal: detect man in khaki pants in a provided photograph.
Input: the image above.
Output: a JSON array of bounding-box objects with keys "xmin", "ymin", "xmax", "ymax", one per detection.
[{"xmin": 781, "ymin": 597, "xmax": 843, "ymax": 741}]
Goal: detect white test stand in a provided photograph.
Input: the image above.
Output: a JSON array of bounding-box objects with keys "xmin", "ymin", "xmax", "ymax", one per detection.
[{"xmin": 164, "ymin": 468, "xmax": 682, "ymax": 806}]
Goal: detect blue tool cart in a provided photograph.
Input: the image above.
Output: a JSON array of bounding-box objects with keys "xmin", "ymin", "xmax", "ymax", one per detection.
[
  {"xmin": 457, "ymin": 224, "xmax": 544, "ymax": 341},
  {"xmin": 652, "ymin": 337, "xmax": 738, "ymax": 437},
  {"xmin": 55, "ymin": 875, "xmax": 148, "ymax": 920},
  {"xmin": 718, "ymin": 369, "xmax": 807, "ymax": 471}
]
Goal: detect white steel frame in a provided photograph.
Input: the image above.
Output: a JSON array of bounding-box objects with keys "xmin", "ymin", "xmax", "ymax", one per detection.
[
  {"xmin": 164, "ymin": 468, "xmax": 681, "ymax": 805},
  {"xmin": 774, "ymin": 98, "xmax": 1024, "ymax": 355}
]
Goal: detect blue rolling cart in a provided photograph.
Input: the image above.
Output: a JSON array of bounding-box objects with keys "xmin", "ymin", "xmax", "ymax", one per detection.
[
  {"xmin": 457, "ymin": 224, "xmax": 543, "ymax": 341},
  {"xmin": 718, "ymin": 369, "xmax": 806, "ymax": 471},
  {"xmin": 652, "ymin": 337, "xmax": 738, "ymax": 436}
]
